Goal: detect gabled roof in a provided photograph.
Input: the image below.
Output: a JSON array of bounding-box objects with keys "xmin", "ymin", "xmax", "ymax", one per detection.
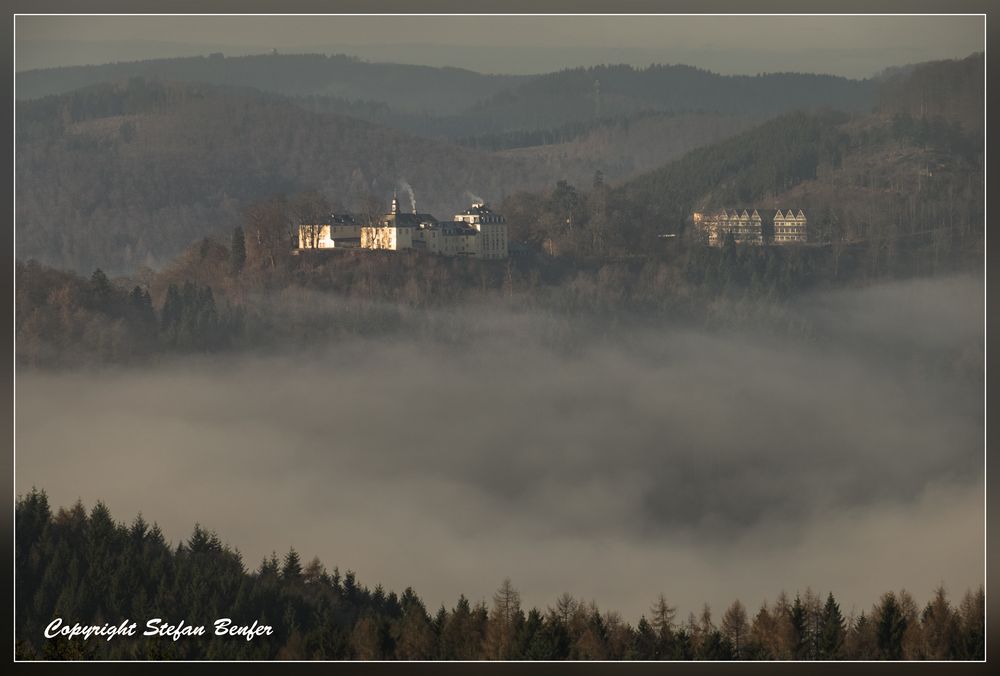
[
  {"xmin": 379, "ymin": 212, "xmax": 439, "ymax": 228},
  {"xmin": 462, "ymin": 203, "xmax": 496, "ymax": 216}
]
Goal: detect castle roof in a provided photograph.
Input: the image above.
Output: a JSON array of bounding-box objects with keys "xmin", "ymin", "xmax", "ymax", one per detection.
[
  {"xmin": 462, "ymin": 203, "xmax": 495, "ymax": 216},
  {"xmin": 380, "ymin": 212, "xmax": 439, "ymax": 228}
]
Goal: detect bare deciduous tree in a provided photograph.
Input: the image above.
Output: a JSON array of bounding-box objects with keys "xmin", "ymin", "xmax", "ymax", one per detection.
[{"xmin": 721, "ymin": 599, "xmax": 750, "ymax": 658}]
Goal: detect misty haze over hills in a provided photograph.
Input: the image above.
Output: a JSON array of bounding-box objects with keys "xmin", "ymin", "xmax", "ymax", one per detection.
[
  {"xmin": 13, "ymin": 16, "xmax": 985, "ymax": 660},
  {"xmin": 15, "ymin": 273, "xmax": 984, "ymax": 622},
  {"xmin": 15, "ymin": 13, "xmax": 982, "ymax": 78}
]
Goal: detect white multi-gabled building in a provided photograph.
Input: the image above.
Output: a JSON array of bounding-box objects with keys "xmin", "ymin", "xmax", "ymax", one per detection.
[
  {"xmin": 694, "ymin": 208, "xmax": 764, "ymax": 246},
  {"xmin": 772, "ymin": 209, "xmax": 808, "ymax": 244},
  {"xmin": 693, "ymin": 208, "xmax": 808, "ymax": 246}
]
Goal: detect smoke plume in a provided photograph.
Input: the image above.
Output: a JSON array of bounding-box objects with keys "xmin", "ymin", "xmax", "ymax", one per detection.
[{"xmin": 399, "ymin": 180, "xmax": 417, "ymax": 213}]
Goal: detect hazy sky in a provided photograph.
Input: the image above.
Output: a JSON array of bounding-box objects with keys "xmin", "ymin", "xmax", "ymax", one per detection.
[
  {"xmin": 16, "ymin": 275, "xmax": 984, "ymax": 621},
  {"xmin": 15, "ymin": 15, "xmax": 984, "ymax": 77}
]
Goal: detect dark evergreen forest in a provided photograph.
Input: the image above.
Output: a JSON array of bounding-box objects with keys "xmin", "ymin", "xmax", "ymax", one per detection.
[{"xmin": 15, "ymin": 490, "xmax": 985, "ymax": 660}]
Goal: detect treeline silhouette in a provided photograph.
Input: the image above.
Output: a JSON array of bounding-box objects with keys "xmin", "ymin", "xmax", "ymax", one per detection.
[
  {"xmin": 15, "ymin": 490, "xmax": 984, "ymax": 660},
  {"xmin": 16, "ymin": 53, "xmax": 527, "ymax": 115},
  {"xmin": 461, "ymin": 63, "xmax": 874, "ymax": 134},
  {"xmin": 15, "ymin": 166, "xmax": 982, "ymax": 369},
  {"xmin": 16, "ymin": 260, "xmax": 243, "ymax": 365},
  {"xmin": 876, "ymin": 53, "xmax": 983, "ymax": 137}
]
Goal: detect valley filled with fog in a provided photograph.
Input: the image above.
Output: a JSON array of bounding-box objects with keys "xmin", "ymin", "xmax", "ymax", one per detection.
[{"xmin": 15, "ymin": 274, "xmax": 983, "ymax": 621}]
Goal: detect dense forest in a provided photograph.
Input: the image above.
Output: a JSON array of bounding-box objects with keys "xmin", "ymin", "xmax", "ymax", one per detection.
[
  {"xmin": 14, "ymin": 490, "xmax": 985, "ymax": 660},
  {"xmin": 453, "ymin": 63, "xmax": 874, "ymax": 135},
  {"xmin": 502, "ymin": 107, "xmax": 982, "ymax": 261},
  {"xmin": 14, "ymin": 53, "xmax": 981, "ymax": 273},
  {"xmin": 14, "ymin": 191, "xmax": 981, "ymax": 368},
  {"xmin": 15, "ymin": 89, "xmax": 985, "ymax": 367},
  {"xmin": 16, "ymin": 53, "xmax": 531, "ymax": 116},
  {"xmin": 13, "ymin": 52, "xmax": 983, "ymax": 366},
  {"xmin": 301, "ymin": 63, "xmax": 873, "ymax": 140},
  {"xmin": 15, "ymin": 79, "xmax": 753, "ymax": 273},
  {"xmin": 876, "ymin": 53, "xmax": 983, "ymax": 135},
  {"xmin": 17, "ymin": 53, "xmax": 874, "ymax": 124},
  {"xmin": 15, "ymin": 79, "xmax": 536, "ymax": 272}
]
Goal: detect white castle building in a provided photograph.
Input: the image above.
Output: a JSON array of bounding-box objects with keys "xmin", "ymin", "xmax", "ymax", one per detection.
[{"xmin": 297, "ymin": 193, "xmax": 509, "ymax": 260}]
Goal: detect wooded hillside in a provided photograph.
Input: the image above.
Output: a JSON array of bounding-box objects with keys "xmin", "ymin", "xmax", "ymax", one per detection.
[{"xmin": 15, "ymin": 490, "xmax": 985, "ymax": 660}]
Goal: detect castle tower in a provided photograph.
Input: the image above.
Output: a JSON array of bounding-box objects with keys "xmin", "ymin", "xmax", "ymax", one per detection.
[{"xmin": 391, "ymin": 190, "xmax": 400, "ymax": 215}]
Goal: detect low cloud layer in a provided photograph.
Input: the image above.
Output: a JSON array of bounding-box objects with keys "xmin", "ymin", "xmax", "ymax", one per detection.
[{"xmin": 15, "ymin": 274, "xmax": 984, "ymax": 620}]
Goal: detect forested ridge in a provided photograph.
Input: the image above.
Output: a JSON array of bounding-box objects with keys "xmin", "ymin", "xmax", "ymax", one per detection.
[
  {"xmin": 15, "ymin": 79, "xmax": 544, "ymax": 273},
  {"xmin": 13, "ymin": 53, "xmax": 983, "ymax": 367},
  {"xmin": 15, "ymin": 93, "xmax": 983, "ymax": 369},
  {"xmin": 456, "ymin": 63, "xmax": 873, "ymax": 134},
  {"xmin": 15, "ymin": 490, "xmax": 985, "ymax": 660},
  {"xmin": 16, "ymin": 52, "xmax": 532, "ymax": 116},
  {"xmin": 501, "ymin": 105, "xmax": 981, "ymax": 261},
  {"xmin": 17, "ymin": 53, "xmax": 873, "ymax": 122},
  {"xmin": 15, "ymin": 194, "xmax": 981, "ymax": 369},
  {"xmin": 14, "ymin": 54, "xmax": 981, "ymax": 274}
]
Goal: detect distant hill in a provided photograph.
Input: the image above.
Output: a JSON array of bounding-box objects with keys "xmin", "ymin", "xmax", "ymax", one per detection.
[
  {"xmin": 495, "ymin": 111, "xmax": 762, "ymax": 187},
  {"xmin": 874, "ymin": 53, "xmax": 983, "ymax": 136},
  {"xmin": 450, "ymin": 64, "xmax": 877, "ymax": 135},
  {"xmin": 15, "ymin": 80, "xmax": 547, "ymax": 272},
  {"xmin": 15, "ymin": 78, "xmax": 767, "ymax": 274},
  {"xmin": 18, "ymin": 54, "xmax": 879, "ymax": 143},
  {"xmin": 304, "ymin": 63, "xmax": 879, "ymax": 141},
  {"xmin": 15, "ymin": 55, "xmax": 981, "ymax": 274},
  {"xmin": 15, "ymin": 53, "xmax": 532, "ymax": 116},
  {"xmin": 502, "ymin": 105, "xmax": 982, "ymax": 260},
  {"xmin": 583, "ymin": 56, "xmax": 985, "ymax": 252}
]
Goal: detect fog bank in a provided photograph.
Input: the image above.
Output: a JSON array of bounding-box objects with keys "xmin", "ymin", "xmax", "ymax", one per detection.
[{"xmin": 16, "ymin": 274, "xmax": 984, "ymax": 621}]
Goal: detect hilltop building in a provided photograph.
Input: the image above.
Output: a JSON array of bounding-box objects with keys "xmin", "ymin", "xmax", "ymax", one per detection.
[
  {"xmin": 772, "ymin": 209, "xmax": 808, "ymax": 244},
  {"xmin": 297, "ymin": 214, "xmax": 361, "ymax": 249},
  {"xmin": 453, "ymin": 202, "xmax": 509, "ymax": 260},
  {"xmin": 297, "ymin": 192, "xmax": 508, "ymax": 259},
  {"xmin": 692, "ymin": 208, "xmax": 807, "ymax": 246},
  {"xmin": 693, "ymin": 209, "xmax": 764, "ymax": 246}
]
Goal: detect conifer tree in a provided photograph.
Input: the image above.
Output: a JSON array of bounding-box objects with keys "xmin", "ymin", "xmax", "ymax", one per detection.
[
  {"xmin": 818, "ymin": 592, "xmax": 845, "ymax": 659},
  {"xmin": 790, "ymin": 594, "xmax": 808, "ymax": 658},
  {"xmin": 875, "ymin": 592, "xmax": 907, "ymax": 659},
  {"xmin": 281, "ymin": 548, "xmax": 302, "ymax": 582},
  {"xmin": 230, "ymin": 226, "xmax": 247, "ymax": 275},
  {"xmin": 89, "ymin": 268, "xmax": 113, "ymax": 309}
]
